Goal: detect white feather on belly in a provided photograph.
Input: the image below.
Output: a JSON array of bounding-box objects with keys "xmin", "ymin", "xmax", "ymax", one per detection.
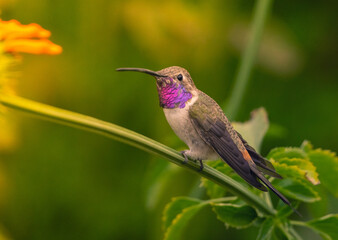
[{"xmin": 163, "ymin": 95, "xmax": 219, "ymax": 160}]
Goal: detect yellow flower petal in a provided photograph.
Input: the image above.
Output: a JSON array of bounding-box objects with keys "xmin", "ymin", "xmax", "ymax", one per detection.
[
  {"xmin": 4, "ymin": 39, "xmax": 62, "ymax": 55},
  {"xmin": 0, "ymin": 19, "xmax": 62, "ymax": 55},
  {"xmin": 0, "ymin": 19, "xmax": 51, "ymax": 40}
]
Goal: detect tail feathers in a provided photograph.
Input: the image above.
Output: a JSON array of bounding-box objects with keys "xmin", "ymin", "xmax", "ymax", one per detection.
[
  {"xmin": 250, "ymin": 165, "xmax": 302, "ymax": 217},
  {"xmin": 252, "ymin": 156, "xmax": 283, "ymax": 179},
  {"xmin": 245, "ymin": 147, "xmax": 283, "ymax": 179},
  {"xmin": 236, "ymin": 130, "xmax": 283, "ymax": 179}
]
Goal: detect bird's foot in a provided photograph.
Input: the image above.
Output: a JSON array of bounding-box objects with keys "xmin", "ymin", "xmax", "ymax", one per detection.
[
  {"xmin": 198, "ymin": 159, "xmax": 204, "ymax": 172},
  {"xmin": 180, "ymin": 151, "xmax": 204, "ymax": 172},
  {"xmin": 180, "ymin": 150, "xmax": 189, "ymax": 164}
]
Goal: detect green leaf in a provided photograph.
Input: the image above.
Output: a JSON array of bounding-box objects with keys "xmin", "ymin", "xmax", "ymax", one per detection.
[
  {"xmin": 306, "ymin": 214, "xmax": 338, "ymax": 240},
  {"xmin": 212, "ymin": 203, "xmax": 257, "ymax": 229},
  {"xmin": 307, "ymin": 149, "xmax": 338, "ymax": 197},
  {"xmin": 278, "ymin": 157, "xmax": 320, "ymax": 185},
  {"xmin": 271, "ymin": 161, "xmax": 320, "ymax": 202},
  {"xmin": 275, "ymin": 178, "xmax": 320, "ymax": 203},
  {"xmin": 257, "ymin": 217, "xmax": 274, "ymax": 240},
  {"xmin": 267, "ymin": 147, "xmax": 306, "ymax": 160},
  {"xmin": 232, "ymin": 107, "xmax": 269, "ymax": 151},
  {"xmin": 162, "ymin": 197, "xmax": 202, "ymax": 231},
  {"xmin": 163, "ymin": 198, "xmax": 206, "ymax": 240}
]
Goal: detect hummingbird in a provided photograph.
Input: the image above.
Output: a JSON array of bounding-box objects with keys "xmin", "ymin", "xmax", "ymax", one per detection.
[{"xmin": 116, "ymin": 66, "xmax": 293, "ymax": 209}]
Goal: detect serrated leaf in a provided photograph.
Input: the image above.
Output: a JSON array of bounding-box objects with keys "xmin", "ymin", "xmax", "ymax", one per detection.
[
  {"xmin": 271, "ymin": 160, "xmax": 310, "ymax": 183},
  {"xmin": 232, "ymin": 107, "xmax": 269, "ymax": 151},
  {"xmin": 163, "ymin": 200, "xmax": 206, "ymax": 240},
  {"xmin": 307, "ymin": 149, "xmax": 338, "ymax": 197},
  {"xmin": 275, "ymin": 178, "xmax": 320, "ymax": 202},
  {"xmin": 162, "ymin": 197, "xmax": 202, "ymax": 230},
  {"xmin": 278, "ymin": 157, "xmax": 320, "ymax": 185},
  {"xmin": 212, "ymin": 203, "xmax": 257, "ymax": 229},
  {"xmin": 306, "ymin": 214, "xmax": 338, "ymax": 240},
  {"xmin": 267, "ymin": 147, "xmax": 306, "ymax": 160},
  {"xmin": 271, "ymin": 161, "xmax": 320, "ymax": 202},
  {"xmin": 300, "ymin": 140, "xmax": 313, "ymax": 153},
  {"xmin": 257, "ymin": 218, "xmax": 274, "ymax": 240}
]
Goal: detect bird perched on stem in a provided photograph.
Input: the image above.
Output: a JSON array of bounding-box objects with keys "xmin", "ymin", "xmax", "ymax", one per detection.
[{"xmin": 117, "ymin": 66, "xmax": 298, "ymax": 213}]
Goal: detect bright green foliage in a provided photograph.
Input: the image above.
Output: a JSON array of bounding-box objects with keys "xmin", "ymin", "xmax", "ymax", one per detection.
[
  {"xmin": 267, "ymin": 147, "xmax": 307, "ymax": 160},
  {"xmin": 267, "ymin": 140, "xmax": 338, "ymax": 205},
  {"xmin": 306, "ymin": 148, "xmax": 338, "ymax": 197},
  {"xmin": 305, "ymin": 214, "xmax": 338, "ymax": 240},
  {"xmin": 277, "ymin": 158, "xmax": 319, "ymax": 185},
  {"xmin": 275, "ymin": 178, "xmax": 320, "ymax": 202},
  {"xmin": 212, "ymin": 203, "xmax": 258, "ymax": 229},
  {"xmin": 270, "ymin": 161, "xmax": 320, "ymax": 202}
]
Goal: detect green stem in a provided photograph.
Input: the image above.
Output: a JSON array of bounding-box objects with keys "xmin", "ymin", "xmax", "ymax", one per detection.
[
  {"xmin": 0, "ymin": 93, "xmax": 275, "ymax": 216},
  {"xmin": 225, "ymin": 0, "xmax": 273, "ymax": 119},
  {"xmin": 290, "ymin": 220, "xmax": 308, "ymax": 227},
  {"xmin": 263, "ymin": 192, "xmax": 273, "ymax": 208},
  {"xmin": 206, "ymin": 196, "xmax": 238, "ymax": 204}
]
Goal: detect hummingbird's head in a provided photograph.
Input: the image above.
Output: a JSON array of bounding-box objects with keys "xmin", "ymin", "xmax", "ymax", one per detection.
[{"xmin": 116, "ymin": 66, "xmax": 197, "ymax": 109}]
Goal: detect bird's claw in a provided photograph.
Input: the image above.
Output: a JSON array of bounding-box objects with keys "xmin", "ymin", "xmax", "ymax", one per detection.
[
  {"xmin": 180, "ymin": 150, "xmax": 189, "ymax": 164},
  {"xmin": 180, "ymin": 151, "xmax": 204, "ymax": 171},
  {"xmin": 198, "ymin": 159, "xmax": 204, "ymax": 172}
]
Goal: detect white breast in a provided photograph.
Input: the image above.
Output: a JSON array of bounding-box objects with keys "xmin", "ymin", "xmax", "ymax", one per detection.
[{"xmin": 163, "ymin": 95, "xmax": 219, "ymax": 160}]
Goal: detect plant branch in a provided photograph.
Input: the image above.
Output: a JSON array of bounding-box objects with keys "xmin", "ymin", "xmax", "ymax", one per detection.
[
  {"xmin": 290, "ymin": 220, "xmax": 308, "ymax": 227},
  {"xmin": 0, "ymin": 93, "xmax": 275, "ymax": 215},
  {"xmin": 225, "ymin": 0, "xmax": 273, "ymax": 119}
]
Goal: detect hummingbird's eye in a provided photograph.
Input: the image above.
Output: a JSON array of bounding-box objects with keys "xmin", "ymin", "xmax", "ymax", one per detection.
[{"xmin": 177, "ymin": 74, "xmax": 183, "ymax": 81}]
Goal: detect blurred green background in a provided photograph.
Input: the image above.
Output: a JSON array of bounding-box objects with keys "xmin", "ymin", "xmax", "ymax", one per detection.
[{"xmin": 0, "ymin": 0, "xmax": 337, "ymax": 239}]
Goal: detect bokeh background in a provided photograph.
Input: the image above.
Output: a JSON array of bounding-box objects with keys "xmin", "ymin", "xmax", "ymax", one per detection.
[{"xmin": 0, "ymin": 0, "xmax": 337, "ymax": 239}]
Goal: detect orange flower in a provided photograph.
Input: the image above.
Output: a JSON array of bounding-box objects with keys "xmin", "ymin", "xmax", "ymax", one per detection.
[{"xmin": 0, "ymin": 19, "xmax": 62, "ymax": 55}]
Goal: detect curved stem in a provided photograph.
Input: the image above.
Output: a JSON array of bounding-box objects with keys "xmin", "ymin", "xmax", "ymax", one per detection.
[
  {"xmin": 225, "ymin": 0, "xmax": 273, "ymax": 119},
  {"xmin": 0, "ymin": 93, "xmax": 275, "ymax": 216}
]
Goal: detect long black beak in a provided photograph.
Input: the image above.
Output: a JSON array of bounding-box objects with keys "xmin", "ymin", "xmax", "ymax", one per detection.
[{"xmin": 116, "ymin": 68, "xmax": 167, "ymax": 78}]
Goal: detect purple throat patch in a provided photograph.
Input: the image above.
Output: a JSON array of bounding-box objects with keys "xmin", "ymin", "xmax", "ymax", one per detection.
[{"xmin": 157, "ymin": 78, "xmax": 192, "ymax": 109}]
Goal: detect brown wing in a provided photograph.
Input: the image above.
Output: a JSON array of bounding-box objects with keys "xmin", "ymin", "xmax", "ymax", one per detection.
[{"xmin": 189, "ymin": 93, "xmax": 267, "ymax": 191}]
